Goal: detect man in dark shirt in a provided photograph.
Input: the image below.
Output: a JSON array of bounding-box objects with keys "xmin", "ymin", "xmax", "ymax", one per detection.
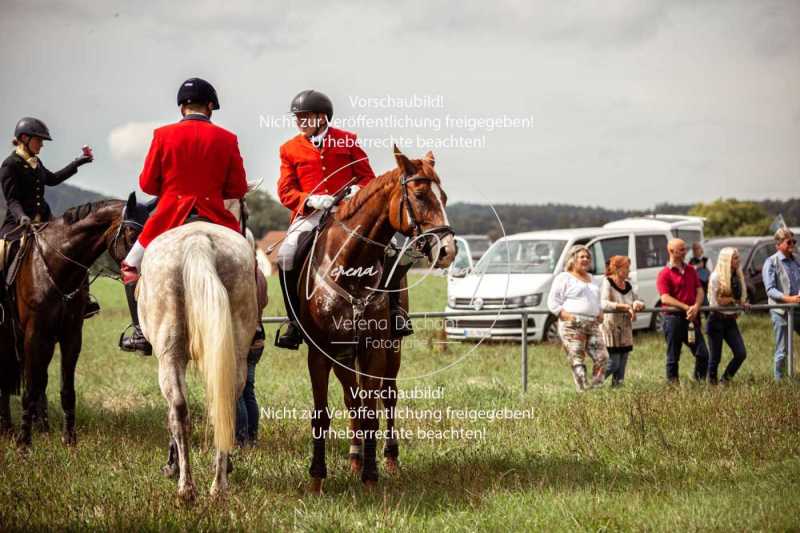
[{"xmin": 656, "ymin": 239, "xmax": 710, "ymax": 383}]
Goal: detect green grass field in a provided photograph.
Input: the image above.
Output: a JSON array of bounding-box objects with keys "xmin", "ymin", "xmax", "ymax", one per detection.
[{"xmin": 1, "ymin": 274, "xmax": 799, "ymax": 531}]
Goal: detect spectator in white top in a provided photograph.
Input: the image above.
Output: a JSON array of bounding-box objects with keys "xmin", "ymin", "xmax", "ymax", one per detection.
[
  {"xmin": 548, "ymin": 245, "xmax": 608, "ymax": 392},
  {"xmin": 706, "ymin": 247, "xmax": 749, "ymax": 384}
]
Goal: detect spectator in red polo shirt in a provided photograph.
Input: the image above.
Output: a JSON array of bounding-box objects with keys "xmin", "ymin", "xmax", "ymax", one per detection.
[{"xmin": 656, "ymin": 238, "xmax": 710, "ymax": 383}]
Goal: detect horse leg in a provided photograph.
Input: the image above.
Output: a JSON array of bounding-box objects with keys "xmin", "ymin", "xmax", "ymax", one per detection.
[
  {"xmin": 382, "ymin": 343, "xmax": 402, "ymax": 474},
  {"xmin": 0, "ymin": 388, "xmax": 11, "ymax": 435},
  {"xmin": 332, "ymin": 359, "xmax": 362, "ymax": 473},
  {"xmin": 158, "ymin": 356, "xmax": 195, "ymax": 502},
  {"xmin": 308, "ymin": 349, "xmax": 332, "ymax": 494},
  {"xmin": 17, "ymin": 332, "xmax": 55, "ymax": 447},
  {"xmin": 359, "ymin": 348, "xmax": 387, "ymax": 488},
  {"xmin": 58, "ymin": 331, "xmax": 82, "ymax": 446},
  {"xmin": 162, "ymin": 437, "xmax": 179, "ymax": 478}
]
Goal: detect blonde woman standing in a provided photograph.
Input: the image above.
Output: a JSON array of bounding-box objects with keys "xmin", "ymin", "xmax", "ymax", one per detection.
[
  {"xmin": 707, "ymin": 247, "xmax": 749, "ymax": 384},
  {"xmin": 600, "ymin": 256, "xmax": 645, "ymax": 387},
  {"xmin": 547, "ymin": 245, "xmax": 608, "ymax": 392}
]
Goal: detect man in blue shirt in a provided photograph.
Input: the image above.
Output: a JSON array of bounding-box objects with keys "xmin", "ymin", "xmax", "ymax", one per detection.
[{"xmin": 762, "ymin": 227, "xmax": 800, "ymax": 380}]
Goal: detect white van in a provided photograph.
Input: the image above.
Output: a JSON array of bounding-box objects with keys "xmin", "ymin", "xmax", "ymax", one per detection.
[
  {"xmin": 604, "ymin": 214, "xmax": 705, "ymax": 244},
  {"xmin": 445, "ymin": 226, "xmax": 675, "ymax": 342}
]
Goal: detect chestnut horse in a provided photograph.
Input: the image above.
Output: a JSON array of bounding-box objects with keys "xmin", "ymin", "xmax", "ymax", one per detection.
[
  {"xmin": 295, "ymin": 147, "xmax": 456, "ymax": 493},
  {"xmin": 0, "ymin": 195, "xmax": 145, "ymax": 446}
]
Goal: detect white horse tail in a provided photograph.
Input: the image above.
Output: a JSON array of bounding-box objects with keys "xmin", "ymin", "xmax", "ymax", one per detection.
[{"xmin": 182, "ymin": 234, "xmax": 237, "ymax": 453}]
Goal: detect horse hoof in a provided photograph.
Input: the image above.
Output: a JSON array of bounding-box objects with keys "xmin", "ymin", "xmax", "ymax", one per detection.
[
  {"xmin": 61, "ymin": 431, "xmax": 77, "ymax": 447},
  {"xmin": 385, "ymin": 457, "xmax": 399, "ymax": 474},
  {"xmin": 210, "ymin": 484, "xmax": 228, "ymax": 500},
  {"xmin": 15, "ymin": 432, "xmax": 31, "ymax": 449},
  {"xmin": 162, "ymin": 463, "xmax": 178, "ymax": 479},
  {"xmin": 177, "ymin": 485, "xmax": 196, "ymax": 503},
  {"xmin": 309, "ymin": 478, "xmax": 324, "ymax": 495},
  {"xmin": 349, "ymin": 457, "xmax": 362, "ymax": 474}
]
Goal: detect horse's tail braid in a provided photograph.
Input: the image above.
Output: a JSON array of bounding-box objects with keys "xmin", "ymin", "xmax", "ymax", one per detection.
[{"xmin": 182, "ymin": 234, "xmax": 237, "ymax": 453}]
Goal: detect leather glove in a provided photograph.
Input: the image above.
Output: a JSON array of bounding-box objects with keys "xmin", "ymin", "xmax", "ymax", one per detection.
[
  {"xmin": 306, "ymin": 194, "xmax": 335, "ymax": 210},
  {"xmin": 19, "ymin": 215, "xmax": 31, "ymax": 227},
  {"xmin": 345, "ymin": 185, "xmax": 361, "ymax": 198},
  {"xmin": 74, "ymin": 155, "xmax": 93, "ymax": 167}
]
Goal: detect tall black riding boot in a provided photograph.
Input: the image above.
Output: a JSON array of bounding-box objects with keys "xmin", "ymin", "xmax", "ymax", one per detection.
[
  {"xmin": 275, "ymin": 267, "xmax": 303, "ymax": 350},
  {"xmin": 383, "ymin": 257, "xmax": 414, "ymax": 337},
  {"xmin": 83, "ymin": 278, "xmax": 101, "ymax": 319},
  {"xmin": 119, "ymin": 282, "xmax": 153, "ymax": 356}
]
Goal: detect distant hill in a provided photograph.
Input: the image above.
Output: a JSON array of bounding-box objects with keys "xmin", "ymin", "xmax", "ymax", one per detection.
[{"xmin": 0, "ymin": 182, "xmax": 109, "ymax": 220}]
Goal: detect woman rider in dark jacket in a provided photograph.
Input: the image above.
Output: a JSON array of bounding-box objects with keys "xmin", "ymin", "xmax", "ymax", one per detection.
[{"xmin": 0, "ymin": 117, "xmax": 97, "ymax": 316}]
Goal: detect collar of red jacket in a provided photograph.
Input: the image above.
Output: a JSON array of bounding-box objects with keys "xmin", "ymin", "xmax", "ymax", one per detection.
[{"xmin": 180, "ymin": 113, "xmax": 211, "ymax": 123}]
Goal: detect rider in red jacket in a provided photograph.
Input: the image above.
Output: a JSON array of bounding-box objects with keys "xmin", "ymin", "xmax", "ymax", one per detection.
[
  {"xmin": 119, "ymin": 78, "xmax": 248, "ymax": 354},
  {"xmin": 275, "ymin": 90, "xmax": 377, "ymax": 348}
]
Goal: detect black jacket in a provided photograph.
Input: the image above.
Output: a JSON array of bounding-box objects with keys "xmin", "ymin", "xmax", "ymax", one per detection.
[{"xmin": 0, "ymin": 152, "xmax": 80, "ymax": 238}]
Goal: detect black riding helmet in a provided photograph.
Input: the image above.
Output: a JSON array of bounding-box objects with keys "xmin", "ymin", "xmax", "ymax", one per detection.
[
  {"xmin": 177, "ymin": 77, "xmax": 220, "ymax": 110},
  {"xmin": 290, "ymin": 90, "xmax": 333, "ymax": 120},
  {"xmin": 14, "ymin": 117, "xmax": 52, "ymax": 141}
]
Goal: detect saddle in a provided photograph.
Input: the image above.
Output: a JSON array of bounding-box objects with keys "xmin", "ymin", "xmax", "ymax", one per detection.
[
  {"xmin": 2, "ymin": 233, "xmax": 33, "ymax": 292},
  {"xmin": 0, "ymin": 234, "xmax": 29, "ymax": 395}
]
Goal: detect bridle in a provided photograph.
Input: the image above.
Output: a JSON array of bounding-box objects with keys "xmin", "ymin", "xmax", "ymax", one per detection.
[
  {"xmin": 109, "ymin": 205, "xmax": 144, "ymax": 263},
  {"xmin": 31, "ymin": 208, "xmax": 142, "ymax": 303},
  {"xmin": 328, "ymin": 173, "xmax": 455, "ymax": 260},
  {"xmin": 398, "ymin": 174, "xmax": 455, "ymax": 247}
]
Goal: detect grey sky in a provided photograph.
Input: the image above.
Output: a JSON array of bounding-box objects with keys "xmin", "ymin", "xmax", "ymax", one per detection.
[{"xmin": 1, "ymin": 0, "xmax": 797, "ymax": 209}]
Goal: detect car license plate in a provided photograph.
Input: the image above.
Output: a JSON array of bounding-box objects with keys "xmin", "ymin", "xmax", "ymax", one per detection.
[{"xmin": 464, "ymin": 328, "xmax": 491, "ymax": 338}]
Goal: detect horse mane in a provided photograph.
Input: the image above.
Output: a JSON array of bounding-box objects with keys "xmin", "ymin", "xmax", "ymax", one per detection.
[
  {"xmin": 335, "ymin": 169, "xmax": 400, "ymax": 221},
  {"xmin": 60, "ymin": 199, "xmax": 122, "ymax": 225},
  {"xmin": 335, "ymin": 157, "xmax": 440, "ymax": 221}
]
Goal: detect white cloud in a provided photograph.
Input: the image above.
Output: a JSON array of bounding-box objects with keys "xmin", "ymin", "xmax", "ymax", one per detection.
[{"xmin": 108, "ymin": 121, "xmax": 161, "ymax": 162}]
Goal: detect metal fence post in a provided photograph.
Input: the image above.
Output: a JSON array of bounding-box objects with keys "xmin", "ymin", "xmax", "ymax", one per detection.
[
  {"xmin": 521, "ymin": 312, "xmax": 528, "ymax": 393},
  {"xmin": 788, "ymin": 306, "xmax": 795, "ymax": 379}
]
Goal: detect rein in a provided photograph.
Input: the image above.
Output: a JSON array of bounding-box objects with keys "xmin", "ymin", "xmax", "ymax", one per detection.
[
  {"xmin": 305, "ymin": 173, "xmax": 455, "ymax": 340},
  {"xmin": 31, "ymin": 210, "xmax": 142, "ymax": 302}
]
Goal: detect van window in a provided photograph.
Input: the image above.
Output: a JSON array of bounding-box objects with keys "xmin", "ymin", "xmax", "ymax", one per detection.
[
  {"xmin": 452, "ymin": 240, "xmax": 472, "ymax": 271},
  {"xmin": 635, "ymin": 235, "xmax": 669, "ymax": 269},
  {"xmin": 749, "ymin": 244, "xmax": 772, "ymax": 273},
  {"xmin": 589, "ymin": 237, "xmax": 630, "ymax": 274},
  {"xmin": 674, "ymin": 229, "xmax": 702, "ymax": 246}
]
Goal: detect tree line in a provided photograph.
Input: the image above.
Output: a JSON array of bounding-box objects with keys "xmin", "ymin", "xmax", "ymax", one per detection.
[{"xmin": 2, "ymin": 184, "xmax": 797, "ymax": 241}]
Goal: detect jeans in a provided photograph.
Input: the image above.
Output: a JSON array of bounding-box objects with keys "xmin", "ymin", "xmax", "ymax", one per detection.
[
  {"xmin": 605, "ymin": 348, "xmax": 631, "ymax": 386},
  {"xmin": 236, "ymin": 362, "xmax": 258, "ymax": 444},
  {"xmin": 771, "ymin": 310, "xmax": 800, "ymax": 380},
  {"xmin": 706, "ymin": 314, "xmax": 747, "ymax": 383},
  {"xmin": 663, "ymin": 315, "xmax": 709, "ymax": 383}
]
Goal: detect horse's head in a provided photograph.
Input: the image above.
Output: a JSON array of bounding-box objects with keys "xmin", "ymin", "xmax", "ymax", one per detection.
[
  {"xmin": 388, "ymin": 146, "xmax": 457, "ymax": 268},
  {"xmin": 106, "ymin": 192, "xmax": 148, "ymax": 264}
]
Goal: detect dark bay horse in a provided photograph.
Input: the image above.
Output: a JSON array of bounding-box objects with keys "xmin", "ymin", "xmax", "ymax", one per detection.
[
  {"xmin": 296, "ymin": 147, "xmax": 456, "ymax": 493},
  {"xmin": 0, "ymin": 195, "xmax": 144, "ymax": 446}
]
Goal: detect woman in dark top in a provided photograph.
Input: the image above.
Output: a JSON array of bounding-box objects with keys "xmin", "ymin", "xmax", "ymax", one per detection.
[
  {"xmin": 1, "ymin": 117, "xmax": 96, "ymax": 315},
  {"xmin": 1, "ymin": 117, "xmax": 93, "ymax": 237}
]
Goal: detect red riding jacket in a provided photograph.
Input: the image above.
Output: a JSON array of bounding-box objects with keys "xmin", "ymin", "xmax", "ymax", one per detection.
[
  {"xmin": 277, "ymin": 127, "xmax": 375, "ymax": 221},
  {"xmin": 138, "ymin": 115, "xmax": 247, "ymax": 247}
]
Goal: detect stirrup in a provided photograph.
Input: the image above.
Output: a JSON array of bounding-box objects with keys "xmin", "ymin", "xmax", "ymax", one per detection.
[
  {"xmin": 274, "ymin": 320, "xmax": 302, "ymax": 350},
  {"xmin": 118, "ymin": 323, "xmax": 153, "ymax": 356}
]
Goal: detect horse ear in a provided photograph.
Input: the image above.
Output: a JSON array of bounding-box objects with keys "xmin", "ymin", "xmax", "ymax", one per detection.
[
  {"xmin": 126, "ymin": 191, "xmax": 137, "ymax": 212},
  {"xmin": 424, "ymin": 151, "xmax": 435, "ymax": 167},
  {"xmin": 393, "ymin": 145, "xmax": 417, "ymax": 177}
]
